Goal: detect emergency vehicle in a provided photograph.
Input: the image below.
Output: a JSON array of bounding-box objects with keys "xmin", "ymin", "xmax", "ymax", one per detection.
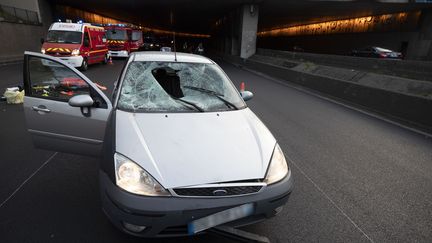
[
  {"xmin": 105, "ymin": 24, "xmax": 143, "ymax": 57},
  {"xmin": 41, "ymin": 22, "xmax": 109, "ymax": 71}
]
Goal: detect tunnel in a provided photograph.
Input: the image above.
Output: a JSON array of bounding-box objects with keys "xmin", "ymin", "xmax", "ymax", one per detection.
[
  {"xmin": 2, "ymin": 0, "xmax": 432, "ymax": 242},
  {"xmin": 1, "ymin": 0, "xmax": 432, "ymax": 62}
]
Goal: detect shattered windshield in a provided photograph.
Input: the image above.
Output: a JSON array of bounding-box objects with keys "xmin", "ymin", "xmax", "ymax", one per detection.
[{"xmin": 118, "ymin": 61, "xmax": 245, "ymax": 112}]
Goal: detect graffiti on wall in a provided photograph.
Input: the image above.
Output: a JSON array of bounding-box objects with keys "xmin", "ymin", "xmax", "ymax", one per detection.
[{"xmin": 258, "ymin": 11, "xmax": 421, "ymax": 37}]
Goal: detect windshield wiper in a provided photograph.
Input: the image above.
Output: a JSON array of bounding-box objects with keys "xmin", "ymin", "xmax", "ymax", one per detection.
[
  {"xmin": 183, "ymin": 86, "xmax": 239, "ymax": 110},
  {"xmin": 171, "ymin": 96, "xmax": 204, "ymax": 112}
]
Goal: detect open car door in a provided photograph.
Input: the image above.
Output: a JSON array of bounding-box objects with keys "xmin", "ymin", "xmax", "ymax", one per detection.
[{"xmin": 23, "ymin": 51, "xmax": 112, "ymax": 157}]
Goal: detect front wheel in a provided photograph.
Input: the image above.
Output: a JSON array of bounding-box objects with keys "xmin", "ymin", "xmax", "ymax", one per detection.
[
  {"xmin": 102, "ymin": 54, "xmax": 108, "ymax": 64},
  {"xmin": 80, "ymin": 58, "xmax": 88, "ymax": 71}
]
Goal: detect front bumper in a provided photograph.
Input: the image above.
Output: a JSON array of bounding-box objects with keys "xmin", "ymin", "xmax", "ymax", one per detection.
[
  {"xmin": 109, "ymin": 50, "xmax": 129, "ymax": 57},
  {"xmin": 100, "ymin": 170, "xmax": 293, "ymax": 237},
  {"xmin": 52, "ymin": 55, "xmax": 83, "ymax": 67}
]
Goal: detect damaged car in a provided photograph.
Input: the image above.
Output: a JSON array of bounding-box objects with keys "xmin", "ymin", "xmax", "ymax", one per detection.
[{"xmin": 22, "ymin": 51, "xmax": 293, "ymax": 237}]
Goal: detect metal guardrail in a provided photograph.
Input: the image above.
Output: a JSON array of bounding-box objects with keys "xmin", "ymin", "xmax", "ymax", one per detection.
[{"xmin": 0, "ymin": 4, "xmax": 40, "ymax": 25}]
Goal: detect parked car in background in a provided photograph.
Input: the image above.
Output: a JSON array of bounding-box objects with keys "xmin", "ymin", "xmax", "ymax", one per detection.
[
  {"xmin": 160, "ymin": 46, "xmax": 172, "ymax": 52},
  {"xmin": 292, "ymin": 46, "xmax": 304, "ymax": 52},
  {"xmin": 22, "ymin": 51, "xmax": 293, "ymax": 238},
  {"xmin": 143, "ymin": 36, "xmax": 159, "ymax": 50},
  {"xmin": 41, "ymin": 22, "xmax": 109, "ymax": 71},
  {"xmin": 351, "ymin": 46, "xmax": 403, "ymax": 59}
]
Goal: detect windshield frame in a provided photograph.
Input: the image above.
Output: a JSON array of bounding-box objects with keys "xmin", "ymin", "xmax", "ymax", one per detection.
[{"xmin": 113, "ymin": 59, "xmax": 247, "ymax": 113}]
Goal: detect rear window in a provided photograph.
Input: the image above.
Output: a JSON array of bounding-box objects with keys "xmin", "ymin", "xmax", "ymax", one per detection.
[{"xmin": 132, "ymin": 31, "xmax": 142, "ymax": 41}]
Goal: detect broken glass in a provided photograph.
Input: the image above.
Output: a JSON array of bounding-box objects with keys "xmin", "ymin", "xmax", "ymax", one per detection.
[{"xmin": 118, "ymin": 61, "xmax": 245, "ymax": 112}]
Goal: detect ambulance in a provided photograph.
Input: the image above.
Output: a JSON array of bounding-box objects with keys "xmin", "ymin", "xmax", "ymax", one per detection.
[
  {"xmin": 105, "ymin": 24, "xmax": 143, "ymax": 57},
  {"xmin": 41, "ymin": 22, "xmax": 109, "ymax": 71}
]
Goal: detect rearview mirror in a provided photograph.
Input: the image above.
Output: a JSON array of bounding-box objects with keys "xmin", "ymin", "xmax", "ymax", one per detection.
[
  {"xmin": 40, "ymin": 38, "xmax": 44, "ymax": 44},
  {"xmin": 240, "ymin": 91, "xmax": 253, "ymax": 101},
  {"xmin": 68, "ymin": 94, "xmax": 94, "ymax": 107}
]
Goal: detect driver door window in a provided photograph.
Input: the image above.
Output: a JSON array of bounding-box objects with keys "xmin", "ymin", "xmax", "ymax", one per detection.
[
  {"xmin": 83, "ymin": 32, "xmax": 90, "ymax": 47},
  {"xmin": 28, "ymin": 57, "xmax": 90, "ymax": 101}
]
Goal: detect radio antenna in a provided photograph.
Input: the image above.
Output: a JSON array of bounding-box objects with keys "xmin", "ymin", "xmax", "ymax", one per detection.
[{"xmin": 170, "ymin": 9, "xmax": 177, "ymax": 62}]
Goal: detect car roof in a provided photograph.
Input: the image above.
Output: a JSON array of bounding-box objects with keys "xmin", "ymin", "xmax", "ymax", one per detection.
[{"xmin": 131, "ymin": 51, "xmax": 214, "ymax": 64}]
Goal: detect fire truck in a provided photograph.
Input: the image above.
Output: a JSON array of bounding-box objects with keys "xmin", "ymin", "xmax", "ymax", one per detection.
[
  {"xmin": 105, "ymin": 24, "xmax": 143, "ymax": 57},
  {"xmin": 41, "ymin": 22, "xmax": 109, "ymax": 71}
]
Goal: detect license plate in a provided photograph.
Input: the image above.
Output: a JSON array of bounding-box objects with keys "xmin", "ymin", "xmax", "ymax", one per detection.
[
  {"xmin": 41, "ymin": 59, "xmax": 61, "ymax": 67},
  {"xmin": 187, "ymin": 203, "xmax": 254, "ymax": 235}
]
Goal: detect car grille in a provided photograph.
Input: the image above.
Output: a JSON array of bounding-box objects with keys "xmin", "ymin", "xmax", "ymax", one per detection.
[
  {"xmin": 46, "ymin": 52, "xmax": 70, "ymax": 56},
  {"xmin": 173, "ymin": 186, "xmax": 263, "ymax": 197},
  {"xmin": 109, "ymin": 45, "xmax": 124, "ymax": 50}
]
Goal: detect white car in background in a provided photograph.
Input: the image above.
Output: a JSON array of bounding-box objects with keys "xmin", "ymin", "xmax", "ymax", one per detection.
[
  {"xmin": 160, "ymin": 46, "xmax": 172, "ymax": 52},
  {"xmin": 22, "ymin": 51, "xmax": 293, "ymax": 237}
]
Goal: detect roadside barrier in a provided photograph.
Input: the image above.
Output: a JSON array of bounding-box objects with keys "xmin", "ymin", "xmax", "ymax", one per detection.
[{"xmin": 220, "ymin": 53, "xmax": 432, "ymax": 134}]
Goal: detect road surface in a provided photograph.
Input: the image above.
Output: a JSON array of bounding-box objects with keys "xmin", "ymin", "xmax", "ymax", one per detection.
[{"xmin": 0, "ymin": 58, "xmax": 431, "ymax": 242}]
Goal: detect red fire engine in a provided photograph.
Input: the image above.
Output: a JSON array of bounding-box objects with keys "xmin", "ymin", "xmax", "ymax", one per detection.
[{"xmin": 105, "ymin": 24, "xmax": 143, "ymax": 57}]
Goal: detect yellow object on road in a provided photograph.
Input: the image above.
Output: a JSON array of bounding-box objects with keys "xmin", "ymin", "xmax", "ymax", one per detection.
[{"xmin": 3, "ymin": 89, "xmax": 24, "ymax": 104}]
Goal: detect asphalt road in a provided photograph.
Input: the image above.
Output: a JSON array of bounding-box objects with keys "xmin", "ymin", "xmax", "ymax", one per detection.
[{"xmin": 1, "ymin": 57, "xmax": 431, "ymax": 243}]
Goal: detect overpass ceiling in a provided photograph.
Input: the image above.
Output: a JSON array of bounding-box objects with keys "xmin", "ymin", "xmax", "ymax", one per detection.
[{"xmin": 49, "ymin": 0, "xmax": 432, "ymax": 34}]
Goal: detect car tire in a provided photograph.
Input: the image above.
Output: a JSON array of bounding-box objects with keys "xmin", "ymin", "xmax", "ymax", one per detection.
[
  {"xmin": 80, "ymin": 58, "xmax": 88, "ymax": 71},
  {"xmin": 103, "ymin": 54, "xmax": 108, "ymax": 65}
]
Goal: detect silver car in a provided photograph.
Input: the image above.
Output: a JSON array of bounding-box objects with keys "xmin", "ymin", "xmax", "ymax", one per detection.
[{"xmin": 23, "ymin": 51, "xmax": 293, "ymax": 237}]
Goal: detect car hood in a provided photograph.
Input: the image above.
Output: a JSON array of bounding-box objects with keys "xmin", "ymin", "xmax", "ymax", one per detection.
[{"xmin": 115, "ymin": 108, "xmax": 276, "ymax": 188}]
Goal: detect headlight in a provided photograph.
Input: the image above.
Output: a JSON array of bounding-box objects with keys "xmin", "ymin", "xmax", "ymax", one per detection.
[
  {"xmin": 150, "ymin": 43, "xmax": 154, "ymax": 47},
  {"xmin": 71, "ymin": 49, "xmax": 80, "ymax": 56},
  {"xmin": 264, "ymin": 144, "xmax": 289, "ymax": 185},
  {"xmin": 114, "ymin": 153, "xmax": 170, "ymax": 196},
  {"xmin": 41, "ymin": 48, "xmax": 45, "ymax": 54}
]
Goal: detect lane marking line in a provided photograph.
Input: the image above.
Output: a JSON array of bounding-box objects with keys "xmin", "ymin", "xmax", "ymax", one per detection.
[
  {"xmin": 0, "ymin": 152, "xmax": 58, "ymax": 209},
  {"xmin": 288, "ymin": 155, "xmax": 375, "ymax": 243},
  {"xmin": 224, "ymin": 60, "xmax": 432, "ymax": 139}
]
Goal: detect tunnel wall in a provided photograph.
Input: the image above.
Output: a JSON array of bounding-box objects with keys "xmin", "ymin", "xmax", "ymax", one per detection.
[
  {"xmin": 257, "ymin": 31, "xmax": 417, "ymax": 57},
  {"xmin": 0, "ymin": 0, "xmax": 52, "ymax": 64},
  {"xmin": 257, "ymin": 9, "xmax": 432, "ymax": 61}
]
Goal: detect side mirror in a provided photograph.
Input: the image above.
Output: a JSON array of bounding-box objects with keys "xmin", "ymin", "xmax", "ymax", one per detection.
[
  {"xmin": 68, "ymin": 94, "xmax": 94, "ymax": 107},
  {"xmin": 84, "ymin": 39, "xmax": 90, "ymax": 47},
  {"xmin": 240, "ymin": 91, "xmax": 253, "ymax": 101},
  {"xmin": 40, "ymin": 38, "xmax": 44, "ymax": 44}
]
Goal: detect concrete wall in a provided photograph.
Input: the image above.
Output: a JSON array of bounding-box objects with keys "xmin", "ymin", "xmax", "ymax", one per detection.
[
  {"xmin": 256, "ymin": 48, "xmax": 432, "ymax": 81},
  {"xmin": 239, "ymin": 4, "xmax": 259, "ymax": 59},
  {"xmin": 0, "ymin": 0, "xmax": 52, "ymax": 64},
  {"xmin": 1, "ymin": 0, "xmax": 40, "ymax": 12},
  {"xmin": 210, "ymin": 4, "xmax": 259, "ymax": 58},
  {"xmin": 406, "ymin": 9, "xmax": 432, "ymax": 60}
]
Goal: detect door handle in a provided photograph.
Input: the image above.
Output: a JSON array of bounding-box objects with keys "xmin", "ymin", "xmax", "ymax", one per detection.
[{"xmin": 32, "ymin": 106, "xmax": 51, "ymax": 113}]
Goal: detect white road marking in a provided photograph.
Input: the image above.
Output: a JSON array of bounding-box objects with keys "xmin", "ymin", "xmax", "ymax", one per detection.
[
  {"xmin": 288, "ymin": 155, "xmax": 375, "ymax": 243},
  {"xmin": 0, "ymin": 152, "xmax": 58, "ymax": 209},
  {"xmin": 224, "ymin": 60, "xmax": 377, "ymax": 241}
]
